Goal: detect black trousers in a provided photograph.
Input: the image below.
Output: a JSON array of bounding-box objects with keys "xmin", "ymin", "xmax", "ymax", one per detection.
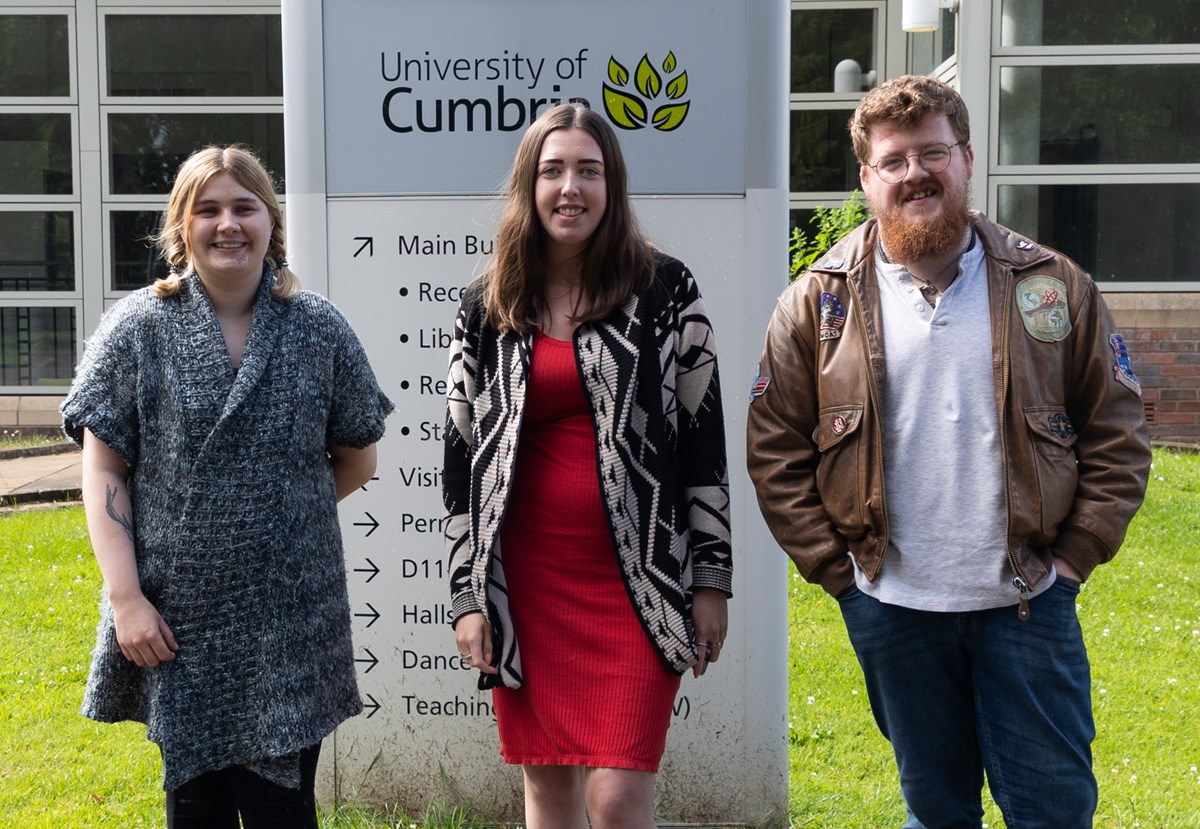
[{"xmin": 165, "ymin": 743, "xmax": 321, "ymax": 829}]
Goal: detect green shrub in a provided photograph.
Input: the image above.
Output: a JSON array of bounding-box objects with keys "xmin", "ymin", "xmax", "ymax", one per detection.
[{"xmin": 789, "ymin": 191, "xmax": 869, "ymax": 281}]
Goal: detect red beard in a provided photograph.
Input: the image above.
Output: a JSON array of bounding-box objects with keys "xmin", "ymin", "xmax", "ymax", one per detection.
[{"xmin": 875, "ymin": 179, "xmax": 971, "ymax": 263}]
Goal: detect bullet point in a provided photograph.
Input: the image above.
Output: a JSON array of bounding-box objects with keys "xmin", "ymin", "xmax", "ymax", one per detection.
[
  {"xmin": 400, "ymin": 380, "xmax": 410, "ymax": 390},
  {"xmin": 400, "ymin": 334, "xmax": 409, "ymax": 343},
  {"xmin": 399, "ymin": 287, "xmax": 409, "ymax": 296}
]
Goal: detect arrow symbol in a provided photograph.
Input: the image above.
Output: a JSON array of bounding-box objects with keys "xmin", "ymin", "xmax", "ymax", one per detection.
[
  {"xmin": 362, "ymin": 693, "xmax": 381, "ymax": 718},
  {"xmin": 359, "ymin": 475, "xmax": 379, "ymax": 492},
  {"xmin": 353, "ymin": 558, "xmax": 380, "ymax": 583},
  {"xmin": 353, "ymin": 512, "xmax": 380, "ymax": 537},
  {"xmin": 354, "ymin": 602, "xmax": 380, "ymax": 628},
  {"xmin": 355, "ymin": 647, "xmax": 378, "ymax": 673},
  {"xmin": 353, "ymin": 236, "xmax": 374, "ymax": 258}
]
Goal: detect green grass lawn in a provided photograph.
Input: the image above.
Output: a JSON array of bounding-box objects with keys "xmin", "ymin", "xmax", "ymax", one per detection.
[{"xmin": 2, "ymin": 448, "xmax": 1197, "ymax": 827}]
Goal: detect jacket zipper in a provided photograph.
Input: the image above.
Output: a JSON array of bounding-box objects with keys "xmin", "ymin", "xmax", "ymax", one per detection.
[{"xmin": 997, "ymin": 272, "xmax": 1032, "ymax": 621}]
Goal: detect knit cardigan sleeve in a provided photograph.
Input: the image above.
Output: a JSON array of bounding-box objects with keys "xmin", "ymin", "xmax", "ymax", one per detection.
[
  {"xmin": 443, "ymin": 283, "xmax": 481, "ymax": 622},
  {"xmin": 662, "ymin": 260, "xmax": 733, "ymax": 597}
]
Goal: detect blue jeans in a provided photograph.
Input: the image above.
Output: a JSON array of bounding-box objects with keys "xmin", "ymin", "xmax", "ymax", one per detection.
[{"xmin": 837, "ymin": 579, "xmax": 1097, "ymax": 829}]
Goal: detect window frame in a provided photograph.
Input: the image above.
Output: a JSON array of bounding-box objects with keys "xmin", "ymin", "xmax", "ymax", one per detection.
[
  {"xmin": 0, "ymin": 298, "xmax": 80, "ymax": 394},
  {"xmin": 98, "ymin": 7, "xmax": 284, "ymax": 301},
  {"xmin": 0, "ymin": 203, "xmax": 81, "ymax": 297},
  {"xmin": 0, "ymin": 7, "xmax": 75, "ymax": 103},
  {"xmin": 0, "ymin": 106, "xmax": 78, "ymax": 200},
  {"xmin": 789, "ymin": 0, "xmax": 898, "ymax": 220},
  {"xmin": 988, "ymin": 47, "xmax": 1200, "ymax": 290},
  {"xmin": 99, "ymin": 7, "xmax": 282, "ymax": 107}
]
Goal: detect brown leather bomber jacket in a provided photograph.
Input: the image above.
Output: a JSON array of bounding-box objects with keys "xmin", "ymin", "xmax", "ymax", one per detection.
[{"xmin": 746, "ymin": 212, "xmax": 1151, "ymax": 599}]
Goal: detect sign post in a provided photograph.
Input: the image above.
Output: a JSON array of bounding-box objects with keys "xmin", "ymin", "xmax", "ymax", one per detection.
[{"xmin": 282, "ymin": 1, "xmax": 790, "ymax": 823}]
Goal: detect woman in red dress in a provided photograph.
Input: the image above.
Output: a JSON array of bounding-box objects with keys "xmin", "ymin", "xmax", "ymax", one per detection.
[{"xmin": 444, "ymin": 102, "xmax": 732, "ymax": 828}]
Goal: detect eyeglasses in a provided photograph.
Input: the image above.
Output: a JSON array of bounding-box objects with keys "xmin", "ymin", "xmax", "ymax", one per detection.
[{"xmin": 866, "ymin": 142, "xmax": 961, "ymax": 184}]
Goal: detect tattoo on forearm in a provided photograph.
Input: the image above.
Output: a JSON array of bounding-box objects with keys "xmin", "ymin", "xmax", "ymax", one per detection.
[{"xmin": 104, "ymin": 484, "xmax": 136, "ymax": 543}]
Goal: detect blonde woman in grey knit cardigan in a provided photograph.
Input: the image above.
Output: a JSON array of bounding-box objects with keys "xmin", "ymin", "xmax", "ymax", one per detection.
[{"xmin": 61, "ymin": 146, "xmax": 393, "ymax": 829}]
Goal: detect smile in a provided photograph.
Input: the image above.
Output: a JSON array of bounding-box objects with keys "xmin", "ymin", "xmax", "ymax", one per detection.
[{"xmin": 556, "ymin": 207, "xmax": 584, "ymax": 217}]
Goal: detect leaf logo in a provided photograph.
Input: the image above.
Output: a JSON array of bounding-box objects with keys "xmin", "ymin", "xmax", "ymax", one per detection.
[{"xmin": 602, "ymin": 51, "xmax": 691, "ymax": 132}]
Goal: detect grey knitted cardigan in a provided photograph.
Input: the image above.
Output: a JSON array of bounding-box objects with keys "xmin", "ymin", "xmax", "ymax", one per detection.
[
  {"xmin": 61, "ymin": 268, "xmax": 393, "ymax": 790},
  {"xmin": 444, "ymin": 255, "xmax": 733, "ymax": 690}
]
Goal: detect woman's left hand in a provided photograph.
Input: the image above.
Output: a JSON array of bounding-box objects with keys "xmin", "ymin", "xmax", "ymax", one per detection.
[{"xmin": 691, "ymin": 588, "xmax": 728, "ymax": 678}]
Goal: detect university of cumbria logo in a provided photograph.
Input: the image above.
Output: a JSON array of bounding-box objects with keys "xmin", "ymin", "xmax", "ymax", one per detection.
[{"xmin": 602, "ymin": 52, "xmax": 690, "ymax": 131}]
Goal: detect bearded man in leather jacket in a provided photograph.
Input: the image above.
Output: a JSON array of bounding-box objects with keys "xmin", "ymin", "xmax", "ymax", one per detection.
[{"xmin": 746, "ymin": 75, "xmax": 1150, "ymax": 829}]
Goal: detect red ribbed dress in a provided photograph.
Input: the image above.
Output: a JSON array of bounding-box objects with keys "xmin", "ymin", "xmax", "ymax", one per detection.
[{"xmin": 493, "ymin": 330, "xmax": 681, "ymax": 771}]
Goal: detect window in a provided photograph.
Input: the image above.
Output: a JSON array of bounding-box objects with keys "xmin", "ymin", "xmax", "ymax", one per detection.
[
  {"xmin": 998, "ymin": 182, "xmax": 1200, "ymax": 284},
  {"xmin": 0, "ymin": 15, "xmax": 70, "ymax": 97},
  {"xmin": 0, "ymin": 305, "xmax": 76, "ymax": 386},
  {"xmin": 998, "ymin": 64, "xmax": 1200, "ymax": 166},
  {"xmin": 792, "ymin": 7, "xmax": 878, "ymax": 93},
  {"xmin": 1000, "ymin": 0, "xmax": 1200, "ymax": 47},
  {"xmin": 992, "ymin": 2, "xmax": 1200, "ymax": 287},
  {"xmin": 0, "ymin": 113, "xmax": 73, "ymax": 195},
  {"xmin": 101, "ymin": 11, "xmax": 284, "ymax": 295},
  {"xmin": 0, "ymin": 211, "xmax": 74, "ymax": 291},
  {"xmin": 108, "ymin": 112, "xmax": 284, "ymax": 195},
  {"xmin": 790, "ymin": 2, "xmax": 886, "ymax": 240},
  {"xmin": 110, "ymin": 211, "xmax": 168, "ymax": 291},
  {"xmin": 790, "ymin": 108, "xmax": 859, "ymax": 192},
  {"xmin": 106, "ymin": 15, "xmax": 282, "ymax": 98}
]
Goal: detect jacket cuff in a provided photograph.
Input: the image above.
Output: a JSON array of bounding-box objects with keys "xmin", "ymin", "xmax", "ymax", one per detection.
[
  {"xmin": 811, "ymin": 553, "xmax": 856, "ymax": 598},
  {"xmin": 1052, "ymin": 525, "xmax": 1109, "ymax": 582},
  {"xmin": 451, "ymin": 593, "xmax": 482, "ymax": 628},
  {"xmin": 692, "ymin": 565, "xmax": 733, "ymax": 598}
]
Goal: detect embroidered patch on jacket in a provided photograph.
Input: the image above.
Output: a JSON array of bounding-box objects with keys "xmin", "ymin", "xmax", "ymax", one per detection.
[
  {"xmin": 819, "ymin": 292, "xmax": 846, "ymax": 341},
  {"xmin": 1048, "ymin": 412, "xmax": 1074, "ymax": 440},
  {"xmin": 749, "ymin": 374, "xmax": 771, "ymax": 401},
  {"xmin": 1016, "ymin": 276, "xmax": 1071, "ymax": 342},
  {"xmin": 831, "ymin": 415, "xmax": 848, "ymax": 435},
  {"xmin": 1109, "ymin": 333, "xmax": 1142, "ymax": 396}
]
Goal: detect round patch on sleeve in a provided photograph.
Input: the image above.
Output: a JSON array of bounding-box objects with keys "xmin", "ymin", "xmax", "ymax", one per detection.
[{"xmin": 1016, "ymin": 276, "xmax": 1071, "ymax": 342}]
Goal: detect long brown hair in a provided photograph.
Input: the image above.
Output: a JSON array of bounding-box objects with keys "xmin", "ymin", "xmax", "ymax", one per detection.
[
  {"xmin": 151, "ymin": 145, "xmax": 298, "ymax": 298},
  {"xmin": 483, "ymin": 103, "xmax": 655, "ymax": 332}
]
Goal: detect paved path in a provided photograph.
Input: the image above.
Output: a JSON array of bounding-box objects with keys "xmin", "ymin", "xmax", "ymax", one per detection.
[{"xmin": 0, "ymin": 445, "xmax": 82, "ymax": 506}]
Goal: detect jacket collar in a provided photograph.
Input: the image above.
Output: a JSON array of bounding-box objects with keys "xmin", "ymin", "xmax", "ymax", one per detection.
[{"xmin": 809, "ymin": 210, "xmax": 1055, "ymax": 279}]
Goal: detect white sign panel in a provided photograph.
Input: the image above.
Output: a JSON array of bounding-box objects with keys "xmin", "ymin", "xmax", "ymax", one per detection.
[
  {"xmin": 321, "ymin": 0, "xmax": 746, "ymax": 195},
  {"xmin": 283, "ymin": 0, "xmax": 790, "ymax": 824}
]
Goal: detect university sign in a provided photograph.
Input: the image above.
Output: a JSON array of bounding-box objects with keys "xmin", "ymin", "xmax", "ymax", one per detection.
[
  {"xmin": 377, "ymin": 49, "xmax": 693, "ymax": 135},
  {"xmin": 282, "ymin": 0, "xmax": 788, "ymax": 823},
  {"xmin": 321, "ymin": 1, "xmax": 745, "ymax": 195}
]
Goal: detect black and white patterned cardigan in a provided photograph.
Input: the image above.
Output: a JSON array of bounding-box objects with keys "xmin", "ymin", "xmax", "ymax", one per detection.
[{"xmin": 443, "ymin": 255, "xmax": 732, "ymax": 690}]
